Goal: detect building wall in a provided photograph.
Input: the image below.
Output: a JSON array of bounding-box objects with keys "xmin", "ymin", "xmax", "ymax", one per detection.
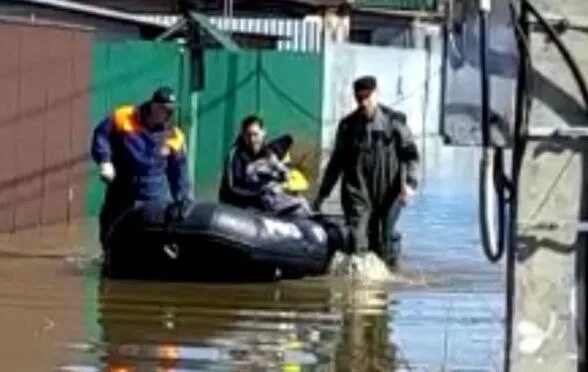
[
  {"xmin": 136, "ymin": 14, "xmax": 325, "ymax": 52},
  {"xmin": 0, "ymin": 14, "xmax": 188, "ymax": 232},
  {"xmin": 321, "ymin": 26, "xmax": 442, "ymax": 149},
  {"xmin": 0, "ymin": 19, "xmax": 93, "ymax": 232}
]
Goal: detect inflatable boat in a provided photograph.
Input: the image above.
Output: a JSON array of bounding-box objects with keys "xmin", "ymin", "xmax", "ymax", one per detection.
[{"xmin": 102, "ymin": 200, "xmax": 348, "ymax": 281}]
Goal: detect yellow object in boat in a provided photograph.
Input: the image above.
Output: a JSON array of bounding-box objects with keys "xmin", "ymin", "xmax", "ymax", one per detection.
[
  {"xmin": 283, "ymin": 168, "xmax": 309, "ymax": 193},
  {"xmin": 279, "ymin": 150, "xmax": 309, "ymax": 193},
  {"xmin": 282, "ymin": 151, "xmax": 293, "ymax": 165}
]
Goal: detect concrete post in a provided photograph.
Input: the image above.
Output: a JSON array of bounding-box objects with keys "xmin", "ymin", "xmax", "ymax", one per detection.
[{"xmin": 512, "ymin": 2, "xmax": 587, "ymax": 371}]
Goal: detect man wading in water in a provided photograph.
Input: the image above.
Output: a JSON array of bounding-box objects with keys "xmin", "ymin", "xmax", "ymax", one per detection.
[{"xmin": 313, "ymin": 76, "xmax": 419, "ymax": 267}]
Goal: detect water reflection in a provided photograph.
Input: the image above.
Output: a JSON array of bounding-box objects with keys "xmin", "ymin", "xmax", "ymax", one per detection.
[
  {"xmin": 91, "ymin": 279, "xmax": 397, "ymax": 372},
  {"xmin": 0, "ymin": 140, "xmax": 504, "ymax": 371},
  {"xmin": 334, "ymin": 286, "xmax": 397, "ymax": 372}
]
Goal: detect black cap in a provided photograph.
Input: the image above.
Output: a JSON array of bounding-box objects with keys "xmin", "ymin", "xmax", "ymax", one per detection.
[
  {"xmin": 353, "ymin": 76, "xmax": 377, "ymax": 92},
  {"xmin": 151, "ymin": 86, "xmax": 177, "ymax": 105}
]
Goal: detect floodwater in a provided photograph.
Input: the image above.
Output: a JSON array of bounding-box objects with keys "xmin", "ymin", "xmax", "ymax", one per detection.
[{"xmin": 0, "ymin": 139, "xmax": 504, "ymax": 372}]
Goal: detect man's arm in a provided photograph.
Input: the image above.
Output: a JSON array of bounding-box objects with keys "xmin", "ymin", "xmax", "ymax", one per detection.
[
  {"xmin": 316, "ymin": 120, "xmax": 346, "ymax": 204},
  {"xmin": 91, "ymin": 117, "xmax": 114, "ymax": 164},
  {"xmin": 394, "ymin": 113, "xmax": 419, "ymax": 189},
  {"xmin": 166, "ymin": 128, "xmax": 193, "ymax": 201},
  {"xmin": 91, "ymin": 117, "xmax": 116, "ymax": 182},
  {"xmin": 167, "ymin": 152, "xmax": 193, "ymax": 202}
]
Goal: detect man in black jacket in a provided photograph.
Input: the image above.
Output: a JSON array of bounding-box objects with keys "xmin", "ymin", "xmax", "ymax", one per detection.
[{"xmin": 312, "ymin": 76, "xmax": 419, "ymax": 266}]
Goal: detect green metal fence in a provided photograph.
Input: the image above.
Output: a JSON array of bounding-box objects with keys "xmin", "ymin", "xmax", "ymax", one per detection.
[
  {"xmin": 86, "ymin": 43, "xmax": 323, "ymax": 207},
  {"xmin": 194, "ymin": 49, "xmax": 324, "ymax": 199}
]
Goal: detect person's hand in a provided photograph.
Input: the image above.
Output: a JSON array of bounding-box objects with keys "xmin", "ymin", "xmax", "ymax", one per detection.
[
  {"xmin": 99, "ymin": 162, "xmax": 115, "ymax": 183},
  {"xmin": 400, "ymin": 183, "xmax": 416, "ymax": 204},
  {"xmin": 167, "ymin": 196, "xmax": 194, "ymax": 222}
]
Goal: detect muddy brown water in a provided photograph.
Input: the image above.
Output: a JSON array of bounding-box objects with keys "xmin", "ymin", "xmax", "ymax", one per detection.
[{"xmin": 0, "ymin": 144, "xmax": 504, "ymax": 372}]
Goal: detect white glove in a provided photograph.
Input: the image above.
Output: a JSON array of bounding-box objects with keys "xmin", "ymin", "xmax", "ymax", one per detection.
[{"xmin": 99, "ymin": 162, "xmax": 116, "ymax": 183}]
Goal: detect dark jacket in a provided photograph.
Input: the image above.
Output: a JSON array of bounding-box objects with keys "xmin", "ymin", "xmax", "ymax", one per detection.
[
  {"xmin": 218, "ymin": 134, "xmax": 293, "ymax": 209},
  {"xmin": 91, "ymin": 104, "xmax": 192, "ymax": 206},
  {"xmin": 317, "ymin": 105, "xmax": 419, "ymax": 213}
]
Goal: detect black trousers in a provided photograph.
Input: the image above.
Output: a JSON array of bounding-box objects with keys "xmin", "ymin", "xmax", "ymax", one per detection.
[{"xmin": 346, "ymin": 197, "xmax": 403, "ymax": 264}]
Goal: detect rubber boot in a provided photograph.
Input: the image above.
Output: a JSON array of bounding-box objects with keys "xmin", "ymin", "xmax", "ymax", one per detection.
[{"xmin": 387, "ymin": 231, "xmax": 402, "ymax": 267}]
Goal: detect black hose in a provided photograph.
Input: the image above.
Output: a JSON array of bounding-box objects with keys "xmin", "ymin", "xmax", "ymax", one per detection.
[
  {"xmin": 478, "ymin": 7, "xmax": 507, "ymax": 263},
  {"xmin": 493, "ymin": 149, "xmax": 508, "ymax": 256},
  {"xmin": 479, "ymin": 148, "xmax": 507, "ymax": 263},
  {"xmin": 480, "ymin": 10, "xmax": 491, "ymax": 149}
]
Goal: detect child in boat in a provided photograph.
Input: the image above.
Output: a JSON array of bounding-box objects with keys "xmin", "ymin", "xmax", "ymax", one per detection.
[{"xmin": 245, "ymin": 148, "xmax": 312, "ymax": 218}]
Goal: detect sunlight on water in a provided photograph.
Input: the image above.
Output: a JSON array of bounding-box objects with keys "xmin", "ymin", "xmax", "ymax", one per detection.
[{"xmin": 0, "ymin": 140, "xmax": 504, "ymax": 371}]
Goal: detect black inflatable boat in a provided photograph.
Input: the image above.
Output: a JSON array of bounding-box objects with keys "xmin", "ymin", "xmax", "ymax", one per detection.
[{"xmin": 102, "ymin": 200, "xmax": 347, "ymax": 281}]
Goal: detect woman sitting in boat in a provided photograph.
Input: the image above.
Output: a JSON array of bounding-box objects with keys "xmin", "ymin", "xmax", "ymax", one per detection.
[{"xmin": 218, "ymin": 115, "xmax": 311, "ymax": 217}]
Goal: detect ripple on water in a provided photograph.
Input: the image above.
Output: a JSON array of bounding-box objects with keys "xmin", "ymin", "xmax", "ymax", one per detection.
[{"xmin": 3, "ymin": 142, "xmax": 504, "ymax": 371}]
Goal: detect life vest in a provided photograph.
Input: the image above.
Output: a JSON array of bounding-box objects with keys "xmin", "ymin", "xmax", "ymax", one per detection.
[{"xmin": 112, "ymin": 105, "xmax": 185, "ymax": 154}]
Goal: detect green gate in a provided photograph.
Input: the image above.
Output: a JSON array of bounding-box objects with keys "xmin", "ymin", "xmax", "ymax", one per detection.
[{"xmin": 195, "ymin": 50, "xmax": 324, "ymax": 199}]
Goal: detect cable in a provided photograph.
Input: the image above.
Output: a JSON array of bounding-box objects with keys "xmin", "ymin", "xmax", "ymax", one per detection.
[
  {"xmin": 502, "ymin": 3, "xmax": 531, "ymax": 371},
  {"xmin": 479, "ymin": 148, "xmax": 506, "ymax": 263},
  {"xmin": 477, "ymin": 2, "xmax": 531, "ymax": 370},
  {"xmin": 479, "ymin": 5, "xmax": 490, "ymax": 149},
  {"xmin": 525, "ymin": 0, "xmax": 588, "ymax": 110},
  {"xmin": 477, "ymin": 1, "xmax": 508, "ymax": 263}
]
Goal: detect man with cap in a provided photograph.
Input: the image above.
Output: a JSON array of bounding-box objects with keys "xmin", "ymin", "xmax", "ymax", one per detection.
[
  {"xmin": 91, "ymin": 86, "xmax": 193, "ymax": 248},
  {"xmin": 312, "ymin": 76, "xmax": 419, "ymax": 266}
]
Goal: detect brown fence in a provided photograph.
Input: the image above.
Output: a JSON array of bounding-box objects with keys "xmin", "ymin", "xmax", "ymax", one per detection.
[{"xmin": 0, "ymin": 19, "xmax": 93, "ymax": 233}]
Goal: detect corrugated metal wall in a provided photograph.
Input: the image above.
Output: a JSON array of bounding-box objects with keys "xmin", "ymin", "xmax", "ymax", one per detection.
[
  {"xmin": 210, "ymin": 17, "xmax": 323, "ymax": 52},
  {"xmin": 0, "ymin": 20, "xmax": 93, "ymax": 233},
  {"xmin": 356, "ymin": 0, "xmax": 438, "ymax": 11},
  {"xmin": 136, "ymin": 14, "xmax": 324, "ymax": 52}
]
